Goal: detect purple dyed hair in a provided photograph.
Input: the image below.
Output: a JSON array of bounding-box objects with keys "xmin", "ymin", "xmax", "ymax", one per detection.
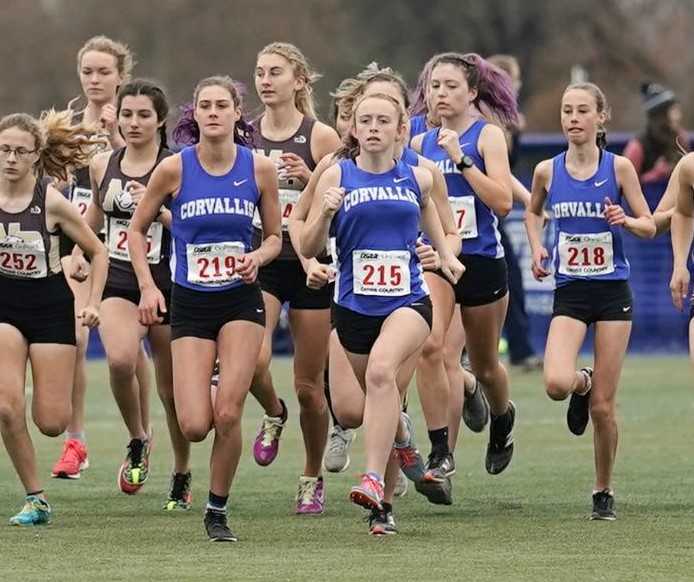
[
  {"xmin": 430, "ymin": 52, "xmax": 519, "ymax": 128},
  {"xmin": 172, "ymin": 75, "xmax": 256, "ymax": 148},
  {"xmin": 409, "ymin": 55, "xmax": 437, "ymax": 117}
]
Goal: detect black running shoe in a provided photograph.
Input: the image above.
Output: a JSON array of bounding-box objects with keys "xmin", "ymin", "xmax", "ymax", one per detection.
[
  {"xmin": 164, "ymin": 472, "xmax": 192, "ymax": 511},
  {"xmin": 485, "ymin": 401, "xmax": 515, "ymax": 475},
  {"xmin": 567, "ymin": 367, "xmax": 592, "ymax": 436},
  {"xmin": 463, "ymin": 380, "xmax": 490, "ymax": 433},
  {"xmin": 368, "ymin": 506, "xmax": 397, "ymax": 535},
  {"xmin": 204, "ymin": 509, "xmax": 238, "ymax": 542},
  {"xmin": 590, "ymin": 489, "xmax": 616, "ymax": 521},
  {"xmin": 414, "ymin": 450, "xmax": 455, "ymax": 505},
  {"xmin": 415, "ymin": 474, "xmax": 453, "ymax": 505}
]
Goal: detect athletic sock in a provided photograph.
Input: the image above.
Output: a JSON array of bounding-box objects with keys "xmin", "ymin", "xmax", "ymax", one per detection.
[
  {"xmin": 207, "ymin": 491, "xmax": 228, "ymax": 512},
  {"xmin": 428, "ymin": 427, "xmax": 449, "ymax": 455},
  {"xmin": 67, "ymin": 431, "xmax": 86, "ymax": 443}
]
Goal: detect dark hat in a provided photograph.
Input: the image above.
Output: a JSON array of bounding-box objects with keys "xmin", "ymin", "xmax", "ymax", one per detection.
[{"xmin": 641, "ymin": 82, "xmax": 677, "ymax": 113}]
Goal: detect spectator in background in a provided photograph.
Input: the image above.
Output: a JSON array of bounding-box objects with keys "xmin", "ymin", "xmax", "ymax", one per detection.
[
  {"xmin": 624, "ymin": 83, "xmax": 688, "ymax": 185},
  {"xmin": 488, "ymin": 54, "xmax": 541, "ymax": 370}
]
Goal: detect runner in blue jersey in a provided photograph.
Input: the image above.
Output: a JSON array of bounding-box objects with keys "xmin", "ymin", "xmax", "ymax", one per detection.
[
  {"xmin": 302, "ymin": 92, "xmax": 463, "ymax": 533},
  {"xmin": 411, "ymin": 52, "xmax": 519, "ymax": 477},
  {"xmin": 526, "ymin": 82, "xmax": 655, "ymax": 521},
  {"xmin": 665, "ymin": 155, "xmax": 694, "ymax": 363},
  {"xmin": 74, "ymin": 80, "xmax": 192, "ymax": 508},
  {"xmin": 249, "ymin": 43, "xmax": 342, "ymax": 516},
  {"xmin": 289, "ymin": 67, "xmax": 461, "ymax": 529},
  {"xmin": 409, "ymin": 55, "xmax": 440, "ymax": 142},
  {"xmin": 128, "ymin": 76, "xmax": 281, "ymax": 542}
]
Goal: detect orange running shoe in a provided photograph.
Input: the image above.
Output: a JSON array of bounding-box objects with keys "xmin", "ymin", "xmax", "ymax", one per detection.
[{"xmin": 51, "ymin": 439, "xmax": 89, "ymax": 480}]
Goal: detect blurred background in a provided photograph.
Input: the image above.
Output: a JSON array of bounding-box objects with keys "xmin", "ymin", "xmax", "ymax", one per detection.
[{"xmin": 3, "ymin": 0, "xmax": 689, "ymax": 354}]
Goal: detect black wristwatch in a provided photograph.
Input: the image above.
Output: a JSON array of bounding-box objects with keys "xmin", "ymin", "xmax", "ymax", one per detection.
[{"xmin": 456, "ymin": 155, "xmax": 474, "ymax": 172}]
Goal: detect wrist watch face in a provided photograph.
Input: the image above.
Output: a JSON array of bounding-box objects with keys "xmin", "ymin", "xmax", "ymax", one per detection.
[{"xmin": 462, "ymin": 155, "xmax": 474, "ymax": 168}]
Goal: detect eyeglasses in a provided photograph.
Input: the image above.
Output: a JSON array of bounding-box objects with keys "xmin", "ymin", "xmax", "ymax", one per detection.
[{"xmin": 0, "ymin": 146, "xmax": 37, "ymax": 160}]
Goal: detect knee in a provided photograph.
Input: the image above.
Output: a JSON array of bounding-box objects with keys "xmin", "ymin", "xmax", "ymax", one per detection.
[
  {"xmin": 108, "ymin": 353, "xmax": 137, "ymax": 381},
  {"xmin": 295, "ymin": 378, "xmax": 326, "ymax": 411},
  {"xmin": 365, "ymin": 362, "xmax": 396, "ymax": 392},
  {"xmin": 178, "ymin": 417, "xmax": 211, "ymax": 442},
  {"xmin": 0, "ymin": 396, "xmax": 23, "ymax": 428},
  {"xmin": 590, "ymin": 397, "xmax": 615, "ymax": 426},
  {"xmin": 35, "ymin": 412, "xmax": 69, "ymax": 437},
  {"xmin": 214, "ymin": 404, "xmax": 243, "ymax": 434},
  {"xmin": 544, "ymin": 372, "xmax": 574, "ymax": 401},
  {"xmin": 420, "ymin": 332, "xmax": 445, "ymax": 364}
]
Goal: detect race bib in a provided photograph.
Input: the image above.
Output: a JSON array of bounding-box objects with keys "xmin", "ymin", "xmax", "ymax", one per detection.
[
  {"xmin": 108, "ymin": 217, "xmax": 163, "ymax": 264},
  {"xmin": 0, "ymin": 239, "xmax": 47, "ymax": 278},
  {"xmin": 279, "ymin": 189, "xmax": 300, "ymax": 229},
  {"xmin": 72, "ymin": 187, "xmax": 92, "ymax": 216},
  {"xmin": 558, "ymin": 231, "xmax": 614, "ymax": 277},
  {"xmin": 449, "ymin": 196, "xmax": 477, "ymax": 239},
  {"xmin": 186, "ymin": 241, "xmax": 245, "ymax": 286},
  {"xmin": 353, "ymin": 249, "xmax": 411, "ymax": 296}
]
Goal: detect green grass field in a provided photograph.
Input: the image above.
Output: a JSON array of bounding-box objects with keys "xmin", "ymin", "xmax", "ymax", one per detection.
[{"xmin": 1, "ymin": 357, "xmax": 694, "ymax": 581}]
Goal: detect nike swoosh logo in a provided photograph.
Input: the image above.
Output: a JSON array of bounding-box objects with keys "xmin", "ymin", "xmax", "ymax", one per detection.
[
  {"xmin": 394, "ymin": 177, "xmax": 408, "ymax": 183},
  {"xmin": 622, "ymin": 306, "xmax": 631, "ymax": 312},
  {"xmin": 492, "ymin": 287, "xmax": 505, "ymax": 296},
  {"xmin": 256, "ymin": 308, "xmax": 264, "ymax": 313},
  {"xmin": 594, "ymin": 179, "xmax": 607, "ymax": 187},
  {"xmin": 460, "ymin": 142, "xmax": 471, "ymax": 148},
  {"xmin": 411, "ymin": 302, "xmax": 423, "ymax": 306},
  {"xmin": 234, "ymin": 179, "xmax": 248, "ymax": 187}
]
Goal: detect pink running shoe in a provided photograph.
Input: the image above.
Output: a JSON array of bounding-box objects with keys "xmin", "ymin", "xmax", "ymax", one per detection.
[
  {"xmin": 51, "ymin": 439, "xmax": 89, "ymax": 479},
  {"xmin": 253, "ymin": 399, "xmax": 287, "ymax": 466},
  {"xmin": 295, "ymin": 476, "xmax": 325, "ymax": 515},
  {"xmin": 349, "ymin": 473, "xmax": 384, "ymax": 511}
]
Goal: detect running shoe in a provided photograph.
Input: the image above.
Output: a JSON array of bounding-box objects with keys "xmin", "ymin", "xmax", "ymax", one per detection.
[
  {"xmin": 51, "ymin": 439, "xmax": 89, "ymax": 479},
  {"xmin": 350, "ymin": 473, "xmax": 384, "ymax": 511},
  {"xmin": 118, "ymin": 437, "xmax": 151, "ymax": 495},
  {"xmin": 567, "ymin": 367, "xmax": 593, "ymax": 436},
  {"xmin": 164, "ymin": 472, "xmax": 192, "ymax": 511},
  {"xmin": 324, "ymin": 425, "xmax": 355, "ymax": 473},
  {"xmin": 463, "ymin": 379, "xmax": 490, "ymax": 433},
  {"xmin": 590, "ymin": 489, "xmax": 616, "ymax": 521},
  {"xmin": 368, "ymin": 506, "xmax": 397, "ymax": 536},
  {"xmin": 204, "ymin": 509, "xmax": 238, "ymax": 542},
  {"xmin": 9, "ymin": 495, "xmax": 51, "ymax": 526},
  {"xmin": 296, "ymin": 476, "xmax": 325, "ymax": 515},
  {"xmin": 393, "ymin": 470, "xmax": 408, "ymax": 497},
  {"xmin": 415, "ymin": 450, "xmax": 455, "ymax": 505},
  {"xmin": 394, "ymin": 412, "xmax": 426, "ymax": 482},
  {"xmin": 485, "ymin": 401, "xmax": 516, "ymax": 475},
  {"xmin": 253, "ymin": 399, "xmax": 287, "ymax": 466}
]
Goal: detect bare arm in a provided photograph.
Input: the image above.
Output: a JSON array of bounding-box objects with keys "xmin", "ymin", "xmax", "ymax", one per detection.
[
  {"xmin": 613, "ymin": 156, "xmax": 656, "ymax": 239},
  {"xmin": 525, "ymin": 159, "xmax": 552, "ymax": 280},
  {"xmin": 248, "ymin": 155, "xmax": 282, "ymax": 268},
  {"xmin": 415, "ymin": 166, "xmax": 464, "ymax": 284},
  {"xmin": 654, "ymin": 159, "xmax": 681, "ymax": 236},
  {"xmin": 670, "ymin": 156, "xmax": 694, "ymax": 310},
  {"xmin": 418, "ymin": 156, "xmax": 461, "ymax": 256},
  {"xmin": 128, "ymin": 155, "xmax": 180, "ymax": 293},
  {"xmin": 302, "ymin": 164, "xmax": 342, "ymax": 258},
  {"xmin": 47, "ymin": 186, "xmax": 108, "ymax": 325}
]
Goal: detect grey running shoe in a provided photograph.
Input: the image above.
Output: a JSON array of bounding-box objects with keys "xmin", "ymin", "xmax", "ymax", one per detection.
[
  {"xmin": 394, "ymin": 412, "xmax": 426, "ymax": 483},
  {"xmin": 324, "ymin": 425, "xmax": 355, "ymax": 473},
  {"xmin": 463, "ymin": 380, "xmax": 490, "ymax": 433}
]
